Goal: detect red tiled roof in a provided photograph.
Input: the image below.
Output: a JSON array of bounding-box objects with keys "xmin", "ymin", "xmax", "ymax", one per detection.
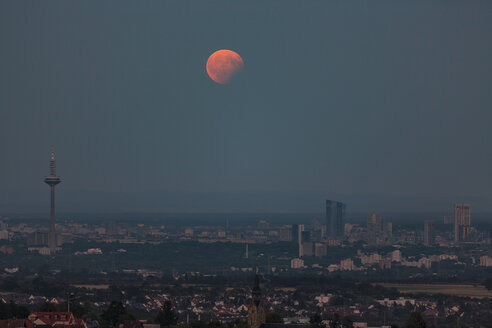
[{"xmin": 27, "ymin": 312, "xmax": 86, "ymax": 328}]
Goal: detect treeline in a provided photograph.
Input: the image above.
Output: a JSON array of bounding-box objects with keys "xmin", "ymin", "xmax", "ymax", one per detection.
[{"xmin": 0, "ymin": 301, "xmax": 29, "ymax": 319}]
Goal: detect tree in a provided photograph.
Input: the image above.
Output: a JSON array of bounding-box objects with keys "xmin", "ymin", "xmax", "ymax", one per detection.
[
  {"xmin": 265, "ymin": 312, "xmax": 282, "ymax": 324},
  {"xmin": 406, "ymin": 312, "xmax": 426, "ymax": 328},
  {"xmin": 329, "ymin": 296, "xmax": 344, "ymax": 306},
  {"xmin": 341, "ymin": 317, "xmax": 354, "ymax": 328},
  {"xmin": 310, "ymin": 313, "xmax": 323, "ymax": 328},
  {"xmin": 38, "ymin": 302, "xmax": 57, "ymax": 312},
  {"xmin": 328, "ymin": 313, "xmax": 341, "ymax": 328},
  {"xmin": 0, "ymin": 301, "xmax": 29, "ymax": 319},
  {"xmin": 155, "ymin": 301, "xmax": 178, "ymax": 327},
  {"xmin": 101, "ymin": 301, "xmax": 134, "ymax": 328},
  {"xmin": 484, "ymin": 278, "xmax": 492, "ymax": 290}
]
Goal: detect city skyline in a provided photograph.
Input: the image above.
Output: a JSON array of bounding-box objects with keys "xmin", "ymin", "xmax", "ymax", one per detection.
[{"xmin": 0, "ymin": 1, "xmax": 491, "ymax": 327}]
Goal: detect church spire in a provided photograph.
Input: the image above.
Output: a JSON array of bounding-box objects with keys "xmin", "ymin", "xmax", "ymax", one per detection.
[{"xmin": 248, "ymin": 274, "xmax": 266, "ymax": 328}]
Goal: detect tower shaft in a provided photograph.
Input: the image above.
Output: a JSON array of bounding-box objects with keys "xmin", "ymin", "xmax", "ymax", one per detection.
[{"xmin": 49, "ymin": 185, "xmax": 56, "ymax": 253}]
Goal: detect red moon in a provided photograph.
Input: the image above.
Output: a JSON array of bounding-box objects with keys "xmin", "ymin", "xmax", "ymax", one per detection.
[{"xmin": 206, "ymin": 49, "xmax": 244, "ymax": 84}]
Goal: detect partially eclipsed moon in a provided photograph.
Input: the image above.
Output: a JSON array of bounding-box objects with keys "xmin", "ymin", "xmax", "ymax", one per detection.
[{"xmin": 206, "ymin": 49, "xmax": 244, "ymax": 84}]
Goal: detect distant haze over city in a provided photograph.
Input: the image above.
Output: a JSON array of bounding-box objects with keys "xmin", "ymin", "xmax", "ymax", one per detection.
[
  {"xmin": 1, "ymin": 1, "xmax": 491, "ymax": 215},
  {"xmin": 1, "ymin": 189, "xmax": 491, "ymax": 216}
]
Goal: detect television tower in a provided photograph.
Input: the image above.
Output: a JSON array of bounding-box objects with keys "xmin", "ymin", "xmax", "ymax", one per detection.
[{"xmin": 44, "ymin": 151, "xmax": 61, "ymax": 255}]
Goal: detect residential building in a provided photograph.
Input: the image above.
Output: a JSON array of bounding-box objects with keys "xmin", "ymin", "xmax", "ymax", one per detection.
[
  {"xmin": 340, "ymin": 258, "xmax": 355, "ymax": 271},
  {"xmin": 290, "ymin": 258, "xmax": 305, "ymax": 269}
]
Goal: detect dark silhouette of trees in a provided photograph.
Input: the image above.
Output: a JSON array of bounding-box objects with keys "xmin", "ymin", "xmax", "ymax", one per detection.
[
  {"xmin": 405, "ymin": 312, "xmax": 426, "ymax": 328},
  {"xmin": 101, "ymin": 301, "xmax": 134, "ymax": 328},
  {"xmin": 484, "ymin": 278, "xmax": 492, "ymax": 290},
  {"xmin": 328, "ymin": 313, "xmax": 341, "ymax": 328},
  {"xmin": 38, "ymin": 302, "xmax": 58, "ymax": 312},
  {"xmin": 309, "ymin": 313, "xmax": 323, "ymax": 328},
  {"xmin": 155, "ymin": 301, "xmax": 178, "ymax": 327},
  {"xmin": 0, "ymin": 301, "xmax": 29, "ymax": 319},
  {"xmin": 265, "ymin": 312, "xmax": 282, "ymax": 323}
]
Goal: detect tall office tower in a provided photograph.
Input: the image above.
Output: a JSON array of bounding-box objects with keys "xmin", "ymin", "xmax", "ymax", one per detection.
[
  {"xmin": 424, "ymin": 220, "xmax": 435, "ymax": 246},
  {"xmin": 292, "ymin": 224, "xmax": 304, "ymax": 257},
  {"xmin": 454, "ymin": 204, "xmax": 471, "ymax": 242},
  {"xmin": 279, "ymin": 226, "xmax": 293, "ymax": 241},
  {"xmin": 292, "ymin": 224, "xmax": 304, "ymax": 244},
  {"xmin": 44, "ymin": 151, "xmax": 62, "ymax": 255},
  {"xmin": 326, "ymin": 200, "xmax": 346, "ymax": 238},
  {"xmin": 367, "ymin": 213, "xmax": 382, "ymax": 244},
  {"xmin": 383, "ymin": 222, "xmax": 393, "ymax": 239},
  {"xmin": 443, "ymin": 216, "xmax": 454, "ymax": 225},
  {"xmin": 301, "ymin": 230, "xmax": 311, "ymax": 243},
  {"xmin": 311, "ymin": 218, "xmax": 322, "ymax": 230}
]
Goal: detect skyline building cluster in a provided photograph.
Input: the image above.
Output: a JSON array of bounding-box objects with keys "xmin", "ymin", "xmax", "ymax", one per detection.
[{"xmin": 37, "ymin": 151, "xmax": 474, "ymax": 259}]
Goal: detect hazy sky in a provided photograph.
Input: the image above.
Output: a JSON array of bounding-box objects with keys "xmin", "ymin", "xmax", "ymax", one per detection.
[{"xmin": 0, "ymin": 1, "xmax": 491, "ymax": 213}]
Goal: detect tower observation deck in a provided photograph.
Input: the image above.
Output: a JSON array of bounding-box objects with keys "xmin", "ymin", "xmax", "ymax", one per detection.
[{"xmin": 44, "ymin": 151, "xmax": 61, "ymax": 255}]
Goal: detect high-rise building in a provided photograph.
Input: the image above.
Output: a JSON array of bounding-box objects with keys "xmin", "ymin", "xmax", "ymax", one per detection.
[
  {"xmin": 301, "ymin": 242, "xmax": 313, "ymax": 257},
  {"xmin": 314, "ymin": 242, "xmax": 327, "ymax": 257},
  {"xmin": 454, "ymin": 203, "xmax": 471, "ymax": 242},
  {"xmin": 301, "ymin": 230, "xmax": 311, "ymax": 243},
  {"xmin": 27, "ymin": 232, "xmax": 49, "ymax": 246},
  {"xmin": 279, "ymin": 226, "xmax": 292, "ymax": 241},
  {"xmin": 44, "ymin": 151, "xmax": 61, "ymax": 255},
  {"xmin": 443, "ymin": 216, "xmax": 454, "ymax": 225},
  {"xmin": 326, "ymin": 200, "xmax": 346, "ymax": 238},
  {"xmin": 292, "ymin": 224, "xmax": 304, "ymax": 257},
  {"xmin": 424, "ymin": 220, "xmax": 435, "ymax": 246},
  {"xmin": 367, "ymin": 213, "xmax": 382, "ymax": 244},
  {"xmin": 383, "ymin": 222, "xmax": 393, "ymax": 240},
  {"xmin": 292, "ymin": 224, "xmax": 304, "ymax": 244}
]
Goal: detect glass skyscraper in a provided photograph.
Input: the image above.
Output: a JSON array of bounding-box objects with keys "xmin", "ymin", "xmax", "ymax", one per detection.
[{"xmin": 326, "ymin": 200, "xmax": 346, "ymax": 239}]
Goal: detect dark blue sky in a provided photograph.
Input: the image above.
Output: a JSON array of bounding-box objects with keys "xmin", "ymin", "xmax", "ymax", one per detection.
[{"xmin": 0, "ymin": 1, "xmax": 491, "ymax": 213}]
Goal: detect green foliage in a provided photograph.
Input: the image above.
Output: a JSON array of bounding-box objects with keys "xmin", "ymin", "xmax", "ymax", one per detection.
[
  {"xmin": 0, "ymin": 277, "xmax": 19, "ymax": 292},
  {"xmin": 0, "ymin": 301, "xmax": 29, "ymax": 319},
  {"xmin": 329, "ymin": 296, "xmax": 344, "ymax": 306},
  {"xmin": 101, "ymin": 301, "xmax": 134, "ymax": 328},
  {"xmin": 328, "ymin": 313, "xmax": 341, "ymax": 328},
  {"xmin": 155, "ymin": 301, "xmax": 178, "ymax": 327},
  {"xmin": 405, "ymin": 312, "xmax": 426, "ymax": 328},
  {"xmin": 38, "ymin": 302, "xmax": 58, "ymax": 312},
  {"xmin": 309, "ymin": 313, "xmax": 323, "ymax": 328},
  {"xmin": 265, "ymin": 312, "xmax": 282, "ymax": 324},
  {"xmin": 341, "ymin": 317, "xmax": 354, "ymax": 328}
]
